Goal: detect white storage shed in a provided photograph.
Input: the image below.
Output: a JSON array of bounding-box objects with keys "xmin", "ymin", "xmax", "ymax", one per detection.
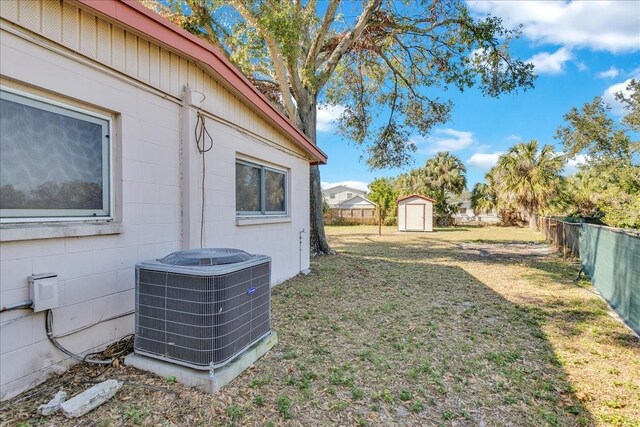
[{"xmin": 397, "ymin": 195, "xmax": 435, "ymax": 232}]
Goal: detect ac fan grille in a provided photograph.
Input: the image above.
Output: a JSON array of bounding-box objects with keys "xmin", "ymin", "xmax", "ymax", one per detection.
[{"xmin": 134, "ymin": 262, "xmax": 271, "ymax": 368}]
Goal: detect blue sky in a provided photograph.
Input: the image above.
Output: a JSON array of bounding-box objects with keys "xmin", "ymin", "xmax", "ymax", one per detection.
[{"xmin": 318, "ymin": 1, "xmax": 640, "ymax": 193}]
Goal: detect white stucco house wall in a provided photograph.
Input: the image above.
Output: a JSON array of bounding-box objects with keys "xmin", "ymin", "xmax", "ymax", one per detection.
[
  {"xmin": 322, "ymin": 185, "xmax": 367, "ymax": 208},
  {"xmin": 453, "ymin": 201, "xmax": 499, "ymax": 224},
  {"xmin": 0, "ymin": 0, "xmax": 326, "ymax": 400}
]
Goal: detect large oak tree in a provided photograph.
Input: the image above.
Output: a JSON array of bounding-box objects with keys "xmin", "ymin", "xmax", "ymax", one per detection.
[{"xmin": 144, "ymin": 0, "xmax": 535, "ymax": 254}]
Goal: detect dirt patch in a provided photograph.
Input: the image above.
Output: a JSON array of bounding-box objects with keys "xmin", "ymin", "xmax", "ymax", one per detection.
[{"xmin": 454, "ymin": 241, "xmax": 554, "ymax": 260}]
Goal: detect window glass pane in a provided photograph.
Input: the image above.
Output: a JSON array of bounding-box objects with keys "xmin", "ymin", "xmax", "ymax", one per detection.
[
  {"xmin": 236, "ymin": 162, "xmax": 261, "ymax": 212},
  {"xmin": 0, "ymin": 95, "xmax": 107, "ymax": 216},
  {"xmin": 265, "ymin": 169, "xmax": 286, "ymax": 212}
]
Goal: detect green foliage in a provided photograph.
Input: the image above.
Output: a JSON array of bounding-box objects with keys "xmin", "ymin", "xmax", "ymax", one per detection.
[
  {"xmin": 423, "ymin": 152, "xmax": 467, "ymax": 197},
  {"xmin": 368, "ymin": 177, "xmax": 397, "ymax": 221},
  {"xmin": 123, "ymin": 405, "xmax": 147, "ymax": 425},
  {"xmin": 276, "ymin": 395, "xmax": 292, "ymax": 420},
  {"xmin": 226, "ymin": 404, "xmax": 243, "ymax": 420},
  {"xmin": 617, "ymin": 79, "xmax": 640, "ymax": 132},
  {"xmin": 399, "ymin": 389, "xmax": 413, "ymax": 401},
  {"xmin": 392, "ymin": 152, "xmax": 466, "ymax": 226},
  {"xmin": 470, "ymin": 183, "xmax": 495, "ymax": 215},
  {"xmin": 489, "ymin": 141, "xmax": 565, "ymax": 228},
  {"xmin": 555, "ymin": 79, "xmax": 640, "ymax": 229},
  {"xmin": 144, "ymin": 0, "xmax": 534, "ymax": 168},
  {"xmin": 322, "ymin": 199, "xmax": 330, "ymax": 216},
  {"xmin": 556, "ymin": 96, "xmax": 635, "ymax": 162},
  {"xmin": 564, "ymin": 171, "xmax": 605, "ymax": 219},
  {"xmin": 253, "ymin": 395, "xmax": 264, "ymax": 406}
]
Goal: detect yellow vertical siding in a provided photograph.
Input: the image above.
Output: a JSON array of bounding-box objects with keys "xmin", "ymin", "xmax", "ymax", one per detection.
[
  {"xmin": 79, "ymin": 10, "xmax": 97, "ymax": 59},
  {"xmin": 96, "ymin": 19, "xmax": 112, "ymax": 64},
  {"xmin": 137, "ymin": 38, "xmax": 150, "ymax": 83},
  {"xmin": 111, "ymin": 26, "xmax": 126, "ymax": 72},
  {"xmin": 0, "ymin": 0, "xmax": 307, "ymax": 158},
  {"xmin": 41, "ymin": 0, "xmax": 61, "ymax": 42},
  {"xmin": 0, "ymin": 0, "xmax": 18, "ymax": 22},
  {"xmin": 17, "ymin": 0, "xmax": 40, "ymax": 33},
  {"xmin": 61, "ymin": 2, "xmax": 79, "ymax": 51},
  {"xmin": 150, "ymin": 44, "xmax": 160, "ymax": 88}
]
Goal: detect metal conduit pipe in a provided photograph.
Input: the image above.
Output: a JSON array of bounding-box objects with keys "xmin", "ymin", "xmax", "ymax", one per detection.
[{"xmin": 0, "ymin": 300, "xmax": 33, "ymax": 312}]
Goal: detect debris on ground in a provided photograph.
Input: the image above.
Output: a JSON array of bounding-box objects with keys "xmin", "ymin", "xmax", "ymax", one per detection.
[
  {"xmin": 37, "ymin": 390, "xmax": 67, "ymax": 416},
  {"xmin": 60, "ymin": 379, "xmax": 122, "ymax": 418}
]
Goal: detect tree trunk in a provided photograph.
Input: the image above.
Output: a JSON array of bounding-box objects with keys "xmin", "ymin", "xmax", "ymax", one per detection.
[
  {"xmin": 529, "ymin": 209, "xmax": 538, "ymax": 230},
  {"xmin": 299, "ymin": 98, "xmax": 334, "ymax": 255},
  {"xmin": 310, "ymin": 165, "xmax": 333, "ymax": 255}
]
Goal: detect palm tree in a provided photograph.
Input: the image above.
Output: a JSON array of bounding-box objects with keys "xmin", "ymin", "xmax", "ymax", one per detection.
[
  {"xmin": 493, "ymin": 140, "xmax": 565, "ymax": 229},
  {"xmin": 423, "ymin": 152, "xmax": 467, "ymax": 200},
  {"xmin": 394, "ymin": 169, "xmax": 432, "ymax": 197},
  {"xmin": 470, "ymin": 182, "xmax": 496, "ymax": 214},
  {"xmin": 422, "ymin": 152, "xmax": 467, "ymax": 225}
]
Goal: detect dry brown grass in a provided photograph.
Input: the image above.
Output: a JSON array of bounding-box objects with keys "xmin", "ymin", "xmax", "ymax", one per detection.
[{"xmin": 2, "ymin": 226, "xmax": 638, "ymax": 426}]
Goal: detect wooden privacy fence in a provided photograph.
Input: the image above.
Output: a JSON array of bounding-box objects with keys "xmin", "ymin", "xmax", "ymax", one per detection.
[
  {"xmin": 540, "ymin": 217, "xmax": 640, "ymax": 334},
  {"xmin": 325, "ymin": 207, "xmax": 377, "ymax": 225}
]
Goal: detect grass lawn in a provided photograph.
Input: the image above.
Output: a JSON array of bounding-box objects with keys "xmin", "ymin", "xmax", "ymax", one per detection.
[{"xmin": 2, "ymin": 226, "xmax": 638, "ymax": 426}]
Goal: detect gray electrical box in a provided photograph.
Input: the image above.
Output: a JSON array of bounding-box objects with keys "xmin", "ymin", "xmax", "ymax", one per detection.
[{"xmin": 29, "ymin": 273, "xmax": 59, "ymax": 312}]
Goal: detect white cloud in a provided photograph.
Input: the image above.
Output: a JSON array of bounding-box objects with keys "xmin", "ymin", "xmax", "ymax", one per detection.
[
  {"xmin": 506, "ymin": 134, "xmax": 522, "ymax": 141},
  {"xmin": 527, "ymin": 47, "xmax": 573, "ymax": 75},
  {"xmin": 603, "ymin": 76, "xmax": 638, "ymax": 114},
  {"xmin": 596, "ymin": 66, "xmax": 621, "ymax": 79},
  {"xmin": 316, "ymin": 104, "xmax": 345, "ymax": 132},
  {"xmin": 468, "ymin": 1, "xmax": 640, "ymax": 53},
  {"xmin": 576, "ymin": 61, "xmax": 588, "ymax": 72},
  {"xmin": 321, "ymin": 181, "xmax": 370, "ymax": 192},
  {"xmin": 467, "ymin": 152, "xmax": 503, "ymax": 170},
  {"xmin": 414, "ymin": 128, "xmax": 475, "ymax": 154},
  {"xmin": 564, "ymin": 154, "xmax": 588, "ymax": 176}
]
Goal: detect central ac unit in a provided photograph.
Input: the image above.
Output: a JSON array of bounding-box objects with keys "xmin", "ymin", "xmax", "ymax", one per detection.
[{"xmin": 134, "ymin": 248, "xmax": 271, "ymax": 370}]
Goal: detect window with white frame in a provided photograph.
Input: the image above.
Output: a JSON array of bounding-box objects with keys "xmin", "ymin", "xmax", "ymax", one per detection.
[
  {"xmin": 236, "ymin": 159, "xmax": 287, "ymax": 216},
  {"xmin": 329, "ymin": 193, "xmax": 335, "ymax": 199},
  {"xmin": 0, "ymin": 89, "xmax": 111, "ymax": 222}
]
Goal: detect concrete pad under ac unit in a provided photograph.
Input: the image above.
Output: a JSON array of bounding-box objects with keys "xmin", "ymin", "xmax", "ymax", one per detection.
[{"xmin": 124, "ymin": 331, "xmax": 278, "ymax": 394}]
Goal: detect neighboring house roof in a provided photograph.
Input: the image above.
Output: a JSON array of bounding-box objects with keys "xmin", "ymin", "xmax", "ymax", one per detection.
[
  {"xmin": 397, "ymin": 194, "xmax": 436, "ymax": 203},
  {"xmin": 337, "ymin": 195, "xmax": 376, "ymax": 208},
  {"xmin": 74, "ymin": 0, "xmax": 327, "ymax": 165},
  {"xmin": 322, "ymin": 185, "xmax": 367, "ymax": 194}
]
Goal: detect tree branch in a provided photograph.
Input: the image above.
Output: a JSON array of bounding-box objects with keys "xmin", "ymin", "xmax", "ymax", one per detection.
[
  {"xmin": 304, "ymin": 0, "xmax": 340, "ymax": 76},
  {"xmin": 229, "ymin": 0, "xmax": 297, "ymax": 120},
  {"xmin": 184, "ymin": 0, "xmax": 229, "ymax": 55},
  {"xmin": 317, "ymin": 0, "xmax": 382, "ymax": 90}
]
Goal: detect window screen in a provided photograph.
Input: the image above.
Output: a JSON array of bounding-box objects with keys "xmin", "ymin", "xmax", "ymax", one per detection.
[
  {"xmin": 236, "ymin": 160, "xmax": 287, "ymax": 216},
  {"xmin": 0, "ymin": 90, "xmax": 110, "ymax": 221}
]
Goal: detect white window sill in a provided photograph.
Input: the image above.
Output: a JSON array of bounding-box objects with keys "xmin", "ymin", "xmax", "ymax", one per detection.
[
  {"xmin": 0, "ymin": 221, "xmax": 123, "ymax": 242},
  {"xmin": 236, "ymin": 216, "xmax": 291, "ymax": 226}
]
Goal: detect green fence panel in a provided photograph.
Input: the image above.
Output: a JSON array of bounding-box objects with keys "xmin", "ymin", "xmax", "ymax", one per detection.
[{"xmin": 580, "ymin": 224, "xmax": 640, "ymax": 333}]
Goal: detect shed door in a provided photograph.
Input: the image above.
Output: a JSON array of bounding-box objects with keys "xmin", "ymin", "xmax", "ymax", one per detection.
[{"xmin": 406, "ymin": 204, "xmax": 425, "ymax": 231}]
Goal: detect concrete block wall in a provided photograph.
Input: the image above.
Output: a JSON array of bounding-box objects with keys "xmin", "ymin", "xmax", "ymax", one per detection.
[
  {"xmin": 0, "ymin": 28, "xmax": 183, "ymax": 399},
  {"xmin": 0, "ymin": 3, "xmax": 312, "ymax": 399}
]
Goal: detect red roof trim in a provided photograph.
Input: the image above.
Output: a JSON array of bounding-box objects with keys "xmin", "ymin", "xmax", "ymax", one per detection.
[
  {"xmin": 397, "ymin": 194, "xmax": 436, "ymax": 203},
  {"xmin": 71, "ymin": 0, "xmax": 327, "ymax": 164}
]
